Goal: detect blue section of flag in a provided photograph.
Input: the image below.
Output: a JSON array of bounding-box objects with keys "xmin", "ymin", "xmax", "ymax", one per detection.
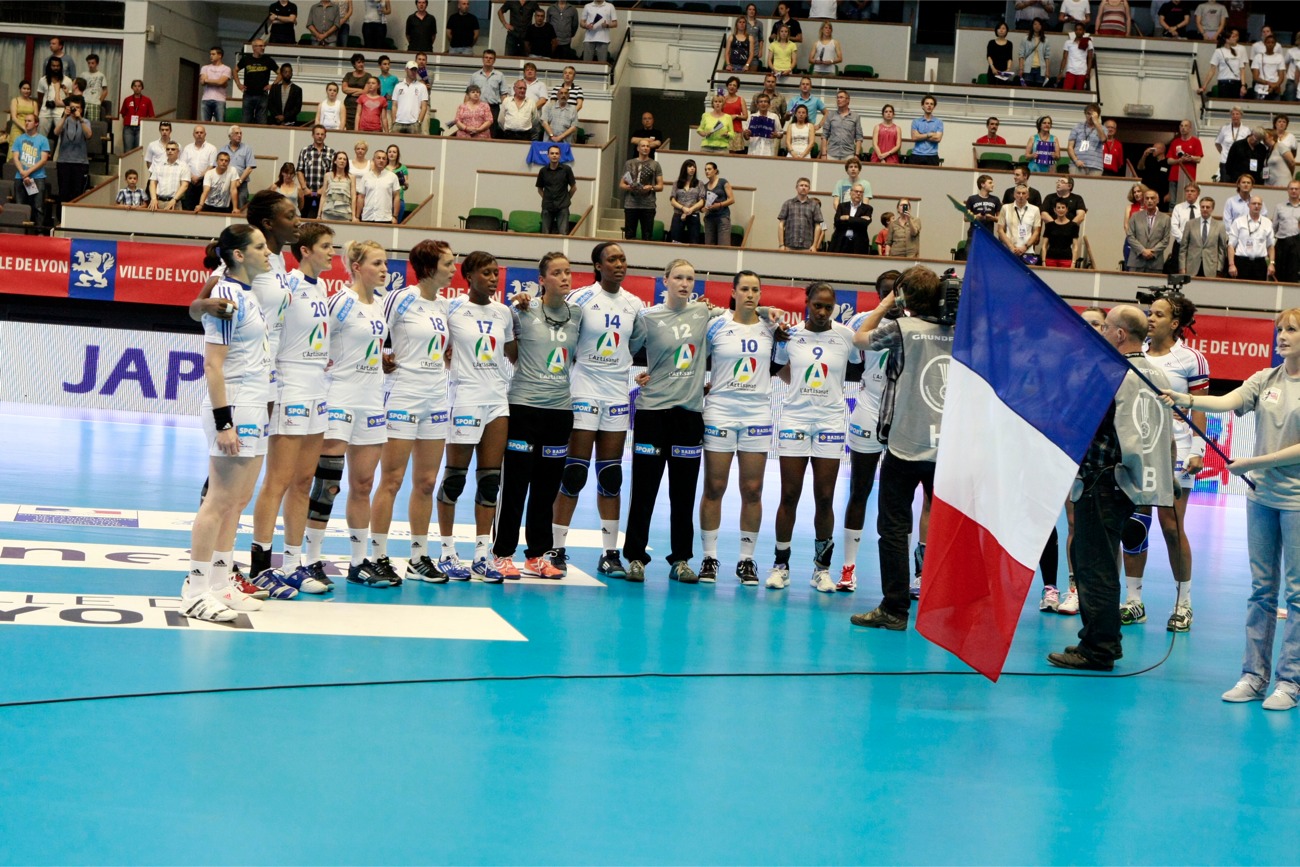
[
  {"xmin": 67, "ymin": 238, "xmax": 118, "ymax": 301},
  {"xmin": 505, "ymin": 267, "xmax": 540, "ymax": 303},
  {"xmin": 654, "ymin": 276, "xmax": 668, "ymax": 305},
  {"xmin": 957, "ymin": 230, "xmax": 1130, "ymax": 463},
  {"xmin": 834, "ymin": 289, "xmax": 857, "ymax": 323}
]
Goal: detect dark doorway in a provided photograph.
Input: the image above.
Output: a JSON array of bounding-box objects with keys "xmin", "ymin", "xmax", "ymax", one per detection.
[
  {"xmin": 176, "ymin": 58, "xmax": 199, "ymax": 121},
  {"xmin": 628, "ymin": 87, "xmax": 701, "ymax": 160}
]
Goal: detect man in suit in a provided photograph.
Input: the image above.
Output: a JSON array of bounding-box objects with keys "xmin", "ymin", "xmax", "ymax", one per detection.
[
  {"xmin": 1126, "ymin": 188, "xmax": 1171, "ymax": 272},
  {"xmin": 267, "ymin": 63, "xmax": 304, "ymax": 126},
  {"xmin": 1179, "ymin": 196, "xmax": 1228, "ymax": 277},
  {"xmin": 832, "ymin": 183, "xmax": 873, "ymax": 254}
]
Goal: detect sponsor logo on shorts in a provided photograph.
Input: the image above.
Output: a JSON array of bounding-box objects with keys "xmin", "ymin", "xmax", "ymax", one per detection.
[
  {"xmin": 316, "ymin": 401, "xmax": 328, "ymax": 416},
  {"xmin": 236, "ymin": 423, "xmax": 261, "ymax": 438},
  {"xmin": 507, "ymin": 439, "xmax": 533, "ymax": 453},
  {"xmin": 328, "ymin": 408, "xmax": 353, "ymax": 423},
  {"xmin": 704, "ymin": 425, "xmax": 728, "ymax": 438},
  {"xmin": 542, "ymin": 445, "xmax": 568, "ymax": 458},
  {"xmin": 430, "ymin": 410, "xmax": 449, "ymax": 423},
  {"xmin": 746, "ymin": 425, "xmax": 773, "ymax": 437},
  {"xmin": 366, "ymin": 414, "xmax": 386, "ymax": 429},
  {"xmin": 816, "ymin": 432, "xmax": 846, "ymax": 444},
  {"xmin": 573, "ymin": 400, "xmax": 600, "ymax": 415},
  {"xmin": 387, "ymin": 410, "xmax": 414, "ymax": 424},
  {"xmin": 849, "ymin": 423, "xmax": 870, "ymax": 438},
  {"xmin": 454, "ymin": 415, "xmax": 481, "ymax": 428},
  {"xmin": 634, "ymin": 443, "xmax": 659, "ymax": 456},
  {"xmin": 778, "ymin": 429, "xmax": 805, "ymax": 441},
  {"xmin": 285, "ymin": 403, "xmax": 310, "ymax": 418},
  {"xmin": 671, "ymin": 445, "xmax": 703, "ymax": 458},
  {"xmin": 609, "ymin": 403, "xmax": 630, "ymax": 417}
]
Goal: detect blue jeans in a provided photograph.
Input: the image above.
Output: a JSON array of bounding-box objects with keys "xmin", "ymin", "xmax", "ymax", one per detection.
[
  {"xmin": 1243, "ymin": 499, "xmax": 1300, "ymax": 687},
  {"xmin": 201, "ymin": 100, "xmax": 225, "ymax": 122},
  {"xmin": 122, "ymin": 125, "xmax": 140, "ymax": 152},
  {"xmin": 243, "ymin": 93, "xmax": 267, "ymax": 125}
]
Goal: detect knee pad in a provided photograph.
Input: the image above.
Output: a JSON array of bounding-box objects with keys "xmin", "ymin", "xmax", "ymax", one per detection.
[
  {"xmin": 1122, "ymin": 511, "xmax": 1152, "ymax": 555},
  {"xmin": 475, "ymin": 467, "xmax": 501, "ymax": 508},
  {"xmin": 559, "ymin": 457, "xmax": 590, "ymax": 497},
  {"xmin": 596, "ymin": 459, "xmax": 622, "ymax": 498},
  {"xmin": 308, "ymin": 455, "xmax": 346, "ymax": 522},
  {"xmin": 437, "ymin": 466, "xmax": 469, "ymax": 505}
]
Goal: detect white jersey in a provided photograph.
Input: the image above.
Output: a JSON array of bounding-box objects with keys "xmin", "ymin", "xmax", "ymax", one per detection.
[
  {"xmin": 568, "ymin": 283, "xmax": 645, "ymax": 400},
  {"xmin": 250, "ymin": 252, "xmax": 291, "ymax": 398},
  {"xmin": 447, "ymin": 296, "xmax": 514, "ymax": 406},
  {"xmin": 1146, "ymin": 341, "xmax": 1210, "ymax": 451},
  {"xmin": 201, "ymin": 278, "xmax": 270, "ymax": 405},
  {"xmin": 704, "ymin": 314, "xmax": 776, "ymax": 418},
  {"xmin": 848, "ymin": 310, "xmax": 889, "ymax": 419},
  {"xmin": 276, "ymin": 270, "xmax": 331, "ymax": 400},
  {"xmin": 773, "ymin": 322, "xmax": 855, "ymax": 420},
  {"xmin": 325, "ymin": 287, "xmax": 387, "ymax": 410},
  {"xmin": 383, "ymin": 287, "xmax": 450, "ymax": 404}
]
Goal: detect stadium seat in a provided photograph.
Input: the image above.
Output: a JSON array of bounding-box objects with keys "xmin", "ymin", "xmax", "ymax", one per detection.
[
  {"xmin": 224, "ymin": 106, "xmax": 243, "ymax": 123},
  {"xmin": 298, "ymin": 34, "xmax": 313, "ymax": 44},
  {"xmin": 978, "ymin": 152, "xmax": 1015, "ymax": 170},
  {"xmin": 508, "ymin": 210, "xmax": 544, "ymax": 233},
  {"xmin": 429, "ymin": 117, "xmax": 442, "ymax": 136},
  {"xmin": 652, "ymin": 220, "xmax": 665, "ymax": 242},
  {"xmin": 731, "ymin": 225, "xmax": 745, "ymax": 247},
  {"xmin": 0, "ymin": 203, "xmax": 35, "ymax": 234},
  {"xmin": 973, "ymin": 73, "xmax": 990, "ymax": 85},
  {"xmin": 460, "ymin": 207, "xmax": 504, "ymax": 231},
  {"xmin": 842, "ymin": 65, "xmax": 877, "ymax": 79}
]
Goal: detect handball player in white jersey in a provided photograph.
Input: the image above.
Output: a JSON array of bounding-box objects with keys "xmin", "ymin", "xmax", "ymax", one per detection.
[
  {"xmin": 699, "ymin": 270, "xmax": 782, "ymax": 586},
  {"xmin": 550, "ymin": 242, "xmax": 644, "ymax": 580},
  {"xmin": 182, "ymin": 226, "xmax": 273, "ymax": 622},
  {"xmin": 769, "ymin": 282, "xmax": 856, "ymax": 593},
  {"xmin": 439, "ymin": 250, "xmax": 518, "ymax": 582},
  {"xmin": 369, "ymin": 239, "xmax": 455, "ymax": 584}
]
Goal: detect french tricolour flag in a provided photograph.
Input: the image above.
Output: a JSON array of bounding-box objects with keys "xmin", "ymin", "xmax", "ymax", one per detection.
[{"xmin": 916, "ymin": 229, "xmax": 1131, "ymax": 681}]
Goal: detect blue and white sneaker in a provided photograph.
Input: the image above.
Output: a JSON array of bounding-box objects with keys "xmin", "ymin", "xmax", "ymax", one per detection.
[
  {"xmin": 438, "ymin": 554, "xmax": 472, "ymax": 581},
  {"xmin": 282, "ymin": 562, "xmax": 331, "ymax": 595},
  {"xmin": 249, "ymin": 567, "xmax": 299, "ymax": 600},
  {"xmin": 471, "ymin": 556, "xmax": 504, "ymax": 583}
]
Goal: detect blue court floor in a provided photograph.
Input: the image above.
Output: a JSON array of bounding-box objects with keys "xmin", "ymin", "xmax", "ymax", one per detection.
[{"xmin": 0, "ymin": 403, "xmax": 1296, "ymax": 865}]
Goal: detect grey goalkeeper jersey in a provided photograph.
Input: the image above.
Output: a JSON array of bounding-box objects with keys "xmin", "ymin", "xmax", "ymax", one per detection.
[
  {"xmin": 509, "ymin": 300, "xmax": 582, "ymax": 410},
  {"xmin": 631, "ymin": 301, "xmax": 712, "ymax": 412}
]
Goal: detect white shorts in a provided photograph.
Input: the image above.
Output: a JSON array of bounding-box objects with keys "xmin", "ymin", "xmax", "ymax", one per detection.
[
  {"xmin": 269, "ymin": 397, "xmax": 329, "ymax": 437},
  {"xmin": 449, "ymin": 403, "xmax": 509, "ymax": 445},
  {"xmin": 776, "ymin": 423, "xmax": 847, "ymax": 459},
  {"xmin": 847, "ymin": 404, "xmax": 884, "ymax": 455},
  {"xmin": 385, "ymin": 393, "xmax": 450, "ymax": 441},
  {"xmin": 703, "ymin": 414, "xmax": 774, "ymax": 453},
  {"xmin": 572, "ymin": 395, "xmax": 631, "ymax": 432},
  {"xmin": 325, "ymin": 406, "xmax": 388, "ymax": 446},
  {"xmin": 203, "ymin": 403, "xmax": 270, "ymax": 458},
  {"xmin": 1174, "ymin": 444, "xmax": 1199, "ymax": 489}
]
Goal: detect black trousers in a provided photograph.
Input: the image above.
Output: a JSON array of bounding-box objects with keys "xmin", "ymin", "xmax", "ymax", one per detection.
[
  {"xmin": 623, "ymin": 407, "xmax": 704, "ymax": 565},
  {"xmin": 624, "ymin": 208, "xmax": 654, "ymax": 241},
  {"xmin": 876, "ymin": 451, "xmax": 935, "ymax": 616},
  {"xmin": 1236, "ymin": 256, "xmax": 1268, "ymax": 281},
  {"xmin": 362, "ymin": 21, "xmax": 387, "ymax": 48},
  {"xmin": 1277, "ymin": 235, "xmax": 1300, "ymax": 284},
  {"xmin": 56, "ymin": 161, "xmax": 89, "ymax": 202},
  {"xmin": 1073, "ymin": 479, "xmax": 1133, "ymax": 664},
  {"xmin": 494, "ymin": 405, "xmax": 573, "ymax": 559}
]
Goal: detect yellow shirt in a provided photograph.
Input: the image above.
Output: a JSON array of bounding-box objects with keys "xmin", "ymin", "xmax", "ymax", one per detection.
[{"xmin": 770, "ymin": 41, "xmax": 799, "ymax": 74}]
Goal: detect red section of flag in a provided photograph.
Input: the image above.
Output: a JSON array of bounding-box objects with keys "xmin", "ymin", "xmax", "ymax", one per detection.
[{"xmin": 0, "ymin": 235, "xmax": 70, "ymax": 298}]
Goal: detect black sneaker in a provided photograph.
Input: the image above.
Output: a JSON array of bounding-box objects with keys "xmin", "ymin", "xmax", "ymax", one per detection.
[
  {"xmin": 550, "ymin": 547, "xmax": 569, "ymax": 576},
  {"xmin": 736, "ymin": 558, "xmax": 759, "ymax": 586},
  {"xmin": 347, "ymin": 559, "xmax": 398, "ymax": 587},
  {"xmin": 308, "ymin": 560, "xmax": 334, "ymax": 589},
  {"xmin": 1047, "ymin": 650, "xmax": 1114, "ymax": 671},
  {"xmin": 406, "ymin": 555, "xmax": 448, "ymax": 583},
  {"xmin": 699, "ymin": 556, "xmax": 720, "ymax": 584},
  {"xmin": 850, "ymin": 606, "xmax": 908, "ymax": 631},
  {"xmin": 372, "ymin": 556, "xmax": 403, "ymax": 585},
  {"xmin": 597, "ymin": 550, "xmax": 628, "ymax": 580}
]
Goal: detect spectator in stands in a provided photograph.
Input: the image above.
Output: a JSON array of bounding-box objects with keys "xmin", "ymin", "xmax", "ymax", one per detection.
[
  {"xmin": 725, "ymin": 17, "xmax": 758, "ymax": 73},
  {"xmin": 148, "ymin": 142, "xmax": 188, "ymax": 212},
  {"xmin": 53, "ymin": 96, "xmax": 90, "ymax": 201},
  {"xmin": 975, "ymin": 116, "xmax": 1006, "ymax": 145},
  {"xmin": 390, "ymin": 61, "xmax": 429, "ymax": 134},
  {"xmin": 1157, "ymin": 0, "xmax": 1192, "ymax": 37},
  {"xmin": 778, "ymin": 177, "xmax": 825, "ymax": 252},
  {"xmin": 355, "ymin": 149, "xmax": 400, "ymax": 223},
  {"xmin": 1275, "ymin": 180, "xmax": 1300, "ymax": 283},
  {"xmin": 1102, "ymin": 117, "xmax": 1124, "ymax": 175},
  {"xmin": 750, "ymin": 73, "xmax": 787, "ymax": 122},
  {"xmin": 447, "ymin": 0, "xmax": 479, "ymax": 55},
  {"xmin": 1126, "ymin": 189, "xmax": 1172, "ymax": 272},
  {"xmin": 822, "ymin": 90, "xmax": 863, "ymax": 162},
  {"xmin": 354, "ymin": 75, "xmax": 388, "ymax": 132},
  {"xmin": 1026, "ymin": 115, "xmax": 1059, "ymax": 172},
  {"xmin": 1250, "ymin": 25, "xmax": 1274, "ymax": 58},
  {"xmin": 1262, "ymin": 128, "xmax": 1291, "ymax": 188},
  {"xmin": 116, "ymin": 170, "xmax": 146, "ymax": 209},
  {"xmin": 500, "ymin": 80, "xmax": 539, "ymax": 141},
  {"xmin": 362, "ymin": 0, "xmax": 391, "ymax": 49},
  {"xmin": 700, "ymin": 161, "xmax": 734, "ymax": 246},
  {"xmin": 470, "ymin": 50, "xmax": 510, "ymax": 129},
  {"xmin": 744, "ymin": 93, "xmax": 783, "ymax": 157},
  {"xmin": 1137, "ymin": 141, "xmax": 1171, "ymax": 205},
  {"xmin": 1043, "ymin": 175, "xmax": 1087, "ymax": 226},
  {"xmin": 42, "ymin": 37, "xmax": 76, "ymax": 81},
  {"xmin": 82, "ymin": 55, "xmax": 107, "ymax": 122},
  {"xmin": 551, "ymin": 66, "xmax": 585, "ymax": 111},
  {"xmin": 629, "ymin": 111, "xmax": 663, "ymax": 158},
  {"xmin": 869, "ymin": 103, "xmax": 902, "ymax": 163},
  {"xmin": 1094, "ymin": 0, "xmax": 1131, "ymax": 35},
  {"xmin": 1285, "ymin": 38, "xmax": 1300, "ymax": 103},
  {"xmin": 374, "ymin": 55, "xmax": 398, "ymax": 100},
  {"xmin": 405, "ymin": 0, "xmax": 436, "ymax": 51},
  {"xmin": 320, "ymin": 150, "xmax": 354, "ymax": 220},
  {"xmin": 768, "ymin": 24, "xmax": 798, "ymax": 79},
  {"xmin": 621, "ymin": 138, "xmax": 663, "ymax": 241},
  {"xmin": 833, "ymin": 156, "xmax": 872, "ymax": 204},
  {"xmin": 454, "ymin": 85, "xmax": 493, "ymax": 138},
  {"xmin": 1180, "ymin": 195, "xmax": 1227, "ymax": 275},
  {"xmin": 525, "ymin": 7, "xmax": 558, "ymax": 59},
  {"xmin": 1201, "ymin": 29, "xmax": 1248, "ymax": 98},
  {"xmin": 386, "ymin": 144, "xmax": 408, "ymax": 220},
  {"xmin": 886, "ymin": 199, "xmax": 921, "ymax": 257},
  {"xmin": 499, "ymin": 0, "xmax": 539, "ymax": 57},
  {"xmin": 7, "ymin": 79, "xmax": 36, "ymax": 150},
  {"xmin": 722, "ymin": 77, "xmax": 749, "ymax": 148},
  {"xmin": 1003, "ymin": 164, "xmax": 1043, "ymax": 206},
  {"xmin": 580, "ymin": 0, "xmax": 617, "ymax": 64},
  {"xmin": 832, "ymin": 183, "xmax": 872, "ymax": 254},
  {"xmin": 548, "ymin": 0, "xmax": 579, "ymax": 59},
  {"xmin": 542, "ymin": 86, "xmax": 579, "ymax": 142},
  {"xmin": 987, "ymin": 23, "xmax": 1016, "ymax": 82},
  {"xmin": 875, "ymin": 213, "xmax": 893, "ymax": 254},
  {"xmin": 668, "ymin": 159, "xmax": 704, "ymax": 244},
  {"xmin": 308, "ymin": 0, "xmax": 342, "ymax": 45},
  {"xmin": 237, "ymin": 40, "xmax": 276, "ymax": 126},
  {"xmin": 1059, "ymin": 0, "xmax": 1090, "ymax": 29},
  {"xmin": 180, "ymin": 124, "xmax": 217, "ymax": 211},
  {"xmin": 1195, "ymin": 0, "xmax": 1227, "ymax": 41},
  {"xmin": 998, "ymin": 184, "xmax": 1042, "ymax": 259},
  {"xmin": 1015, "ymin": 0, "xmax": 1055, "ymax": 31},
  {"xmin": 1252, "ymin": 34, "xmax": 1286, "ymax": 100},
  {"xmin": 1227, "ymin": 194, "xmax": 1275, "ymax": 281},
  {"xmin": 1042, "ymin": 199, "xmax": 1081, "ymax": 266},
  {"xmin": 120, "ymin": 79, "xmax": 154, "ymax": 153},
  {"xmin": 1167, "ymin": 118, "xmax": 1203, "ymax": 203},
  {"xmin": 789, "ymin": 77, "xmax": 826, "ymax": 129},
  {"xmin": 809, "ymin": 0, "xmax": 836, "ymax": 19},
  {"xmin": 144, "ymin": 121, "xmax": 173, "ymax": 172},
  {"xmin": 268, "ymin": 63, "xmax": 303, "ymax": 125},
  {"xmin": 908, "ymin": 96, "xmax": 943, "ymax": 165},
  {"xmin": 783, "ymin": 104, "xmax": 816, "ymax": 159},
  {"xmin": 199, "ymin": 48, "xmax": 231, "ymax": 124},
  {"xmin": 1067, "ymin": 102, "xmax": 1104, "ymax": 175},
  {"xmin": 296, "ymin": 124, "xmax": 336, "ymax": 217},
  {"xmin": 522, "ymin": 62, "xmax": 549, "ymax": 113},
  {"xmin": 744, "ymin": 4, "xmax": 764, "ymax": 45},
  {"xmin": 221, "ymin": 125, "xmax": 257, "ymax": 211},
  {"xmin": 1167, "ymin": 181, "xmax": 1201, "ymax": 271},
  {"xmin": 1224, "ymin": 174, "xmax": 1264, "ymax": 226},
  {"xmin": 1215, "ymin": 104, "xmax": 1246, "ymax": 180},
  {"xmin": 196, "ymin": 151, "xmax": 239, "ymax": 214},
  {"xmin": 537, "ymin": 144, "xmax": 577, "ymax": 235},
  {"xmin": 268, "ymin": 0, "xmax": 299, "ymax": 44},
  {"xmin": 1060, "ymin": 23, "xmax": 1094, "ymax": 90},
  {"xmin": 336, "ymin": 0, "xmax": 353, "ymax": 46},
  {"xmin": 316, "ymin": 82, "xmax": 344, "ymax": 130},
  {"xmin": 415, "ymin": 51, "xmax": 432, "ymax": 86},
  {"xmin": 1019, "ymin": 18, "xmax": 1053, "ymax": 85},
  {"xmin": 810, "ymin": 22, "xmax": 842, "ymax": 75},
  {"xmin": 965, "ymin": 173, "xmax": 1001, "ymax": 239},
  {"xmin": 1224, "ymin": 126, "xmax": 1269, "ymax": 185},
  {"xmin": 1274, "ymin": 114, "xmax": 1297, "ymax": 166},
  {"xmin": 340, "ymin": 53, "xmax": 369, "ymax": 129},
  {"xmin": 772, "ymin": 3, "xmax": 803, "ymax": 42}
]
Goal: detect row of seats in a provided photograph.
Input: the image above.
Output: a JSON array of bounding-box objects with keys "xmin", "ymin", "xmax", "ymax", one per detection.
[{"xmin": 457, "ymin": 206, "xmax": 748, "ymax": 245}]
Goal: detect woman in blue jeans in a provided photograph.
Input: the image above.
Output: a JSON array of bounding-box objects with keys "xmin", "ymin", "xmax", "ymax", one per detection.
[{"xmin": 1163, "ymin": 307, "xmax": 1300, "ymax": 711}]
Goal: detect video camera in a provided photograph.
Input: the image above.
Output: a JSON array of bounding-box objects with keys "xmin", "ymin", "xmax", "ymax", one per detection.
[
  {"xmin": 1135, "ymin": 273, "xmax": 1190, "ymax": 307},
  {"xmin": 936, "ymin": 268, "xmax": 962, "ymax": 327}
]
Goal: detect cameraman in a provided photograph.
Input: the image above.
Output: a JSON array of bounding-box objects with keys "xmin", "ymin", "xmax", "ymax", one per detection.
[{"xmin": 847, "ymin": 265, "xmax": 954, "ymax": 631}]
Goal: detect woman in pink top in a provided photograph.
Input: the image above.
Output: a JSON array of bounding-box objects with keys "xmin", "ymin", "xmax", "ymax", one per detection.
[
  {"xmin": 454, "ymin": 85, "xmax": 494, "ymax": 139},
  {"xmin": 721, "ymin": 76, "xmax": 749, "ymax": 137},
  {"xmin": 1095, "ymin": 0, "xmax": 1131, "ymax": 36},
  {"xmin": 869, "ymin": 103, "xmax": 901, "ymax": 164},
  {"xmin": 354, "ymin": 76, "xmax": 388, "ymax": 132}
]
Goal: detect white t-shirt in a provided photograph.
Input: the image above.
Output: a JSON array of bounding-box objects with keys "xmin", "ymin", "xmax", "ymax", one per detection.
[
  {"xmin": 747, "ymin": 111, "xmax": 783, "ymax": 157},
  {"xmin": 390, "ymin": 79, "xmax": 428, "ymax": 125},
  {"xmin": 1064, "ymin": 36, "xmax": 1091, "ymax": 75},
  {"xmin": 1210, "ymin": 44, "xmax": 1247, "ymax": 80},
  {"xmin": 1059, "ymin": 0, "xmax": 1090, "ymax": 23},
  {"xmin": 202, "ymin": 278, "xmax": 270, "ymax": 403},
  {"xmin": 704, "ymin": 314, "xmax": 776, "ymax": 418},
  {"xmin": 772, "ymin": 322, "xmax": 855, "ymax": 421},
  {"xmin": 582, "ymin": 1, "xmax": 615, "ymax": 44},
  {"xmin": 1252, "ymin": 50, "xmax": 1287, "ymax": 92},
  {"xmin": 383, "ymin": 288, "xmax": 450, "ymax": 404},
  {"xmin": 847, "ymin": 310, "xmax": 888, "ymax": 420},
  {"xmin": 201, "ymin": 168, "xmax": 237, "ymax": 208},
  {"xmin": 809, "ymin": 0, "xmax": 837, "ymax": 16},
  {"xmin": 569, "ymin": 283, "xmax": 644, "ymax": 400},
  {"xmin": 1228, "ymin": 214, "xmax": 1275, "ymax": 259},
  {"xmin": 277, "ymin": 270, "xmax": 331, "ymax": 400},
  {"xmin": 358, "ymin": 168, "xmax": 401, "ymax": 222},
  {"xmin": 446, "ymin": 296, "xmax": 514, "ymax": 406},
  {"xmin": 326, "ymin": 287, "xmax": 387, "ymax": 410}
]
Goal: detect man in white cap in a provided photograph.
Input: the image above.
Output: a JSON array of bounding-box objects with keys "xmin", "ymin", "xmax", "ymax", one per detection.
[{"xmin": 389, "ymin": 59, "xmax": 430, "ymax": 134}]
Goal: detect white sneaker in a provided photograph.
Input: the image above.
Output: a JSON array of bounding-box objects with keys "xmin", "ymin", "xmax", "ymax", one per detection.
[
  {"xmin": 1057, "ymin": 587, "xmax": 1080, "ymax": 615},
  {"xmin": 1221, "ymin": 676, "xmax": 1267, "ymax": 703},
  {"xmin": 766, "ymin": 564, "xmax": 790, "ymax": 589},
  {"xmin": 180, "ymin": 590, "xmax": 238, "ymax": 623},
  {"xmin": 214, "ymin": 581, "xmax": 263, "ymax": 612},
  {"xmin": 1263, "ymin": 683, "xmax": 1299, "ymax": 711},
  {"xmin": 811, "ymin": 569, "xmax": 836, "ymax": 593}
]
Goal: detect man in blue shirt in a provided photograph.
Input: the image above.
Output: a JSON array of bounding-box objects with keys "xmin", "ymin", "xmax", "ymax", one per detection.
[
  {"xmin": 909, "ymin": 95, "xmax": 943, "ymax": 165},
  {"xmin": 376, "ymin": 55, "xmax": 399, "ymax": 99},
  {"xmin": 10, "ymin": 114, "xmax": 51, "ymax": 224},
  {"xmin": 469, "ymin": 49, "xmax": 510, "ymax": 129},
  {"xmin": 787, "ymin": 77, "xmax": 826, "ymax": 128}
]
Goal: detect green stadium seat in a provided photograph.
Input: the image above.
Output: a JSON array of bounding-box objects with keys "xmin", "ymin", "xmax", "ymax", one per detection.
[
  {"xmin": 508, "ymin": 210, "xmax": 544, "ymax": 234},
  {"xmin": 652, "ymin": 220, "xmax": 665, "ymax": 242}
]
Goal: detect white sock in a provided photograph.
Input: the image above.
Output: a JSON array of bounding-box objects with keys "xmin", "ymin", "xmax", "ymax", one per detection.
[
  {"xmin": 283, "ymin": 543, "xmax": 301, "ymax": 568},
  {"xmin": 185, "ymin": 559, "xmax": 211, "ymax": 597},
  {"xmin": 843, "ymin": 528, "xmax": 862, "ymax": 567},
  {"xmin": 371, "ymin": 533, "xmax": 388, "ymax": 559},
  {"xmin": 1124, "ymin": 575, "xmax": 1143, "ymax": 603},
  {"xmin": 304, "ymin": 527, "xmax": 325, "ymax": 564},
  {"xmin": 411, "ymin": 535, "xmax": 428, "ymax": 558},
  {"xmin": 702, "ymin": 529, "xmax": 719, "ymax": 559},
  {"xmin": 601, "ymin": 519, "xmax": 619, "ymax": 552},
  {"xmin": 738, "ymin": 530, "xmax": 757, "ymax": 560},
  {"xmin": 349, "ymin": 529, "xmax": 368, "ymax": 566},
  {"xmin": 475, "ymin": 534, "xmax": 491, "ymax": 560},
  {"xmin": 441, "ymin": 535, "xmax": 457, "ymax": 559},
  {"xmin": 253, "ymin": 538, "xmax": 273, "ymax": 552},
  {"xmin": 210, "ymin": 551, "xmax": 233, "ymax": 591},
  {"xmin": 553, "ymin": 524, "xmax": 569, "ymax": 549},
  {"xmin": 1176, "ymin": 581, "xmax": 1191, "ymax": 606}
]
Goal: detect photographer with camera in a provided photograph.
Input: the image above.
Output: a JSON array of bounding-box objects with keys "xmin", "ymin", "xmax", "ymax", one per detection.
[
  {"xmin": 847, "ymin": 265, "xmax": 956, "ymax": 631},
  {"xmin": 53, "ymin": 92, "xmax": 91, "ymax": 201}
]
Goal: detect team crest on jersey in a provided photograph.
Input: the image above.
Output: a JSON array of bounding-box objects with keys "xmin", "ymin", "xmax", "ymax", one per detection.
[
  {"xmin": 546, "ymin": 347, "xmax": 569, "ymax": 374},
  {"xmin": 672, "ymin": 344, "xmax": 696, "ymax": 370},
  {"xmin": 426, "ymin": 333, "xmax": 446, "ymax": 362},
  {"xmin": 596, "ymin": 331, "xmax": 621, "ymax": 357},
  {"xmin": 732, "ymin": 356, "xmax": 758, "ymax": 383},
  {"xmin": 276, "ymin": 294, "xmax": 290, "ymax": 321},
  {"xmin": 360, "ymin": 339, "xmax": 382, "ymax": 370},
  {"xmin": 308, "ymin": 323, "xmax": 328, "ymax": 353},
  {"xmin": 475, "ymin": 335, "xmax": 497, "ymax": 362},
  {"xmin": 804, "ymin": 363, "xmax": 829, "ymax": 388}
]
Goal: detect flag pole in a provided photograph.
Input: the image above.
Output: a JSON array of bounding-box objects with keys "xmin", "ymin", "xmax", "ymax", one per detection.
[{"xmin": 945, "ymin": 195, "xmax": 1254, "ymax": 491}]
